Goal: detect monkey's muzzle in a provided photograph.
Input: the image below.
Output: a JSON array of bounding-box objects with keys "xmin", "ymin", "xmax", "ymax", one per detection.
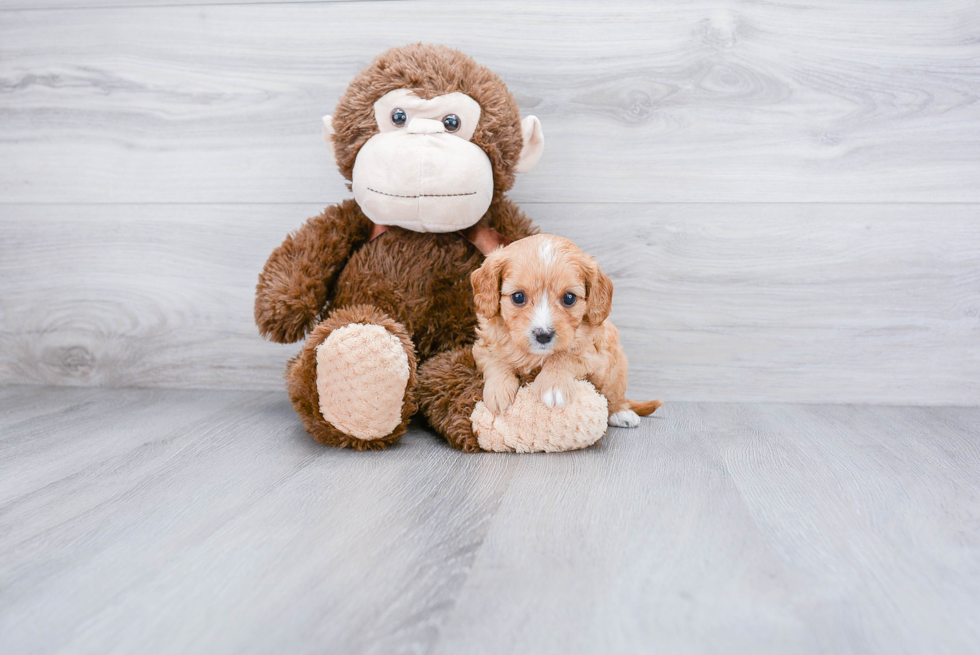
[{"xmin": 351, "ymin": 130, "xmax": 494, "ymax": 233}]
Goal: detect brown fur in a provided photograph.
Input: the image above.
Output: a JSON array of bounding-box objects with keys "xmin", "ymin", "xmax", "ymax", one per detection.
[
  {"xmin": 255, "ymin": 45, "xmax": 537, "ymax": 449},
  {"xmin": 254, "ymin": 200, "xmax": 373, "ymax": 344},
  {"xmin": 471, "ymin": 235, "xmax": 661, "ymax": 421},
  {"xmin": 415, "ymin": 347, "xmax": 484, "ymax": 452}
]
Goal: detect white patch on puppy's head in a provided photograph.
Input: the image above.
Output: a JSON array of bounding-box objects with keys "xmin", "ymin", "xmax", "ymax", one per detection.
[{"xmin": 538, "ymin": 239, "xmax": 555, "ymax": 267}]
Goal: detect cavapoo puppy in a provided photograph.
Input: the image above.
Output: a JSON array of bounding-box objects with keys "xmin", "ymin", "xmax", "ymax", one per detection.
[{"xmin": 471, "ymin": 234, "xmax": 661, "ymax": 428}]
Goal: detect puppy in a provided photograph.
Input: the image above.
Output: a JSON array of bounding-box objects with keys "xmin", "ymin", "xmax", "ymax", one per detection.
[{"xmin": 471, "ymin": 234, "xmax": 661, "ymax": 428}]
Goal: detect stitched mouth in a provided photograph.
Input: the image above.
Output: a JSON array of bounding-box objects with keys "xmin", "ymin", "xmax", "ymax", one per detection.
[{"xmin": 367, "ymin": 187, "xmax": 477, "ymax": 199}]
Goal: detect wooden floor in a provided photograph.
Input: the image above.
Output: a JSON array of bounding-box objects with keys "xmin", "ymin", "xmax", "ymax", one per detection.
[{"xmin": 1, "ymin": 385, "xmax": 978, "ymax": 654}]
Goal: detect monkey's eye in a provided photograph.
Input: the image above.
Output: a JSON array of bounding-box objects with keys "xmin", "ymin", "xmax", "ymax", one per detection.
[
  {"xmin": 562, "ymin": 292, "xmax": 578, "ymax": 307},
  {"xmin": 391, "ymin": 108, "xmax": 407, "ymax": 127},
  {"xmin": 442, "ymin": 114, "xmax": 461, "ymax": 133},
  {"xmin": 511, "ymin": 292, "xmax": 526, "ymax": 306}
]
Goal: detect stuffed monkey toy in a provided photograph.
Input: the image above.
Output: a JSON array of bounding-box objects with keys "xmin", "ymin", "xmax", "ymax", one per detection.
[{"xmin": 255, "ymin": 44, "xmax": 608, "ymax": 452}]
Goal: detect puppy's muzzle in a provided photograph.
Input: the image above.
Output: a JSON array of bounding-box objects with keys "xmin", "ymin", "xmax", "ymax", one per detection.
[{"xmin": 532, "ymin": 328, "xmax": 555, "ymax": 345}]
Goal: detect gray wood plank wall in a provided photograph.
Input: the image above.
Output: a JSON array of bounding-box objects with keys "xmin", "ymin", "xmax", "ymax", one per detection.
[{"xmin": 1, "ymin": 0, "xmax": 978, "ymax": 404}]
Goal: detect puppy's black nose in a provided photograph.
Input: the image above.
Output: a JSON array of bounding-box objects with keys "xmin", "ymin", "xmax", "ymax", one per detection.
[{"xmin": 533, "ymin": 328, "xmax": 555, "ymax": 345}]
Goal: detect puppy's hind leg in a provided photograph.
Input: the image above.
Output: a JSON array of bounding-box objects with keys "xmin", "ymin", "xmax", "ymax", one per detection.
[
  {"xmin": 606, "ymin": 398, "xmax": 662, "ymax": 429},
  {"xmin": 608, "ymin": 407, "xmax": 641, "ymax": 428}
]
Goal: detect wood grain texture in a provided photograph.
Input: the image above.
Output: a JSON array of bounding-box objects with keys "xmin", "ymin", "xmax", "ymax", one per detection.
[
  {"xmin": 2, "ymin": 202, "xmax": 977, "ymax": 404},
  {"xmin": 435, "ymin": 401, "xmax": 980, "ymax": 654},
  {"xmin": 1, "ymin": 0, "xmax": 978, "ymax": 204},
  {"xmin": 0, "ymin": 203, "xmax": 305, "ymax": 390},
  {"xmin": 1, "ymin": 387, "xmax": 978, "ymax": 654},
  {"xmin": 1, "ymin": 0, "xmax": 978, "ymax": 403},
  {"xmin": 0, "ymin": 0, "xmax": 381, "ymax": 9}
]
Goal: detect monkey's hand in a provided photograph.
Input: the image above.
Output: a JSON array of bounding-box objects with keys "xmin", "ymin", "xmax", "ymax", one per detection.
[
  {"xmin": 254, "ymin": 202, "xmax": 372, "ymax": 343},
  {"xmin": 482, "ymin": 371, "xmax": 520, "ymax": 415}
]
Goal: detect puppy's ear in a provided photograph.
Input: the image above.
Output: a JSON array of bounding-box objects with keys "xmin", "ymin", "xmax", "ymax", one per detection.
[
  {"xmin": 585, "ymin": 261, "xmax": 614, "ymax": 325},
  {"xmin": 471, "ymin": 252, "xmax": 506, "ymax": 318}
]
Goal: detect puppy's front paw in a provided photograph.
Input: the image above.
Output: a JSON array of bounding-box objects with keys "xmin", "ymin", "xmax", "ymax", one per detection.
[
  {"xmin": 537, "ymin": 377, "xmax": 576, "ymax": 408},
  {"xmin": 608, "ymin": 409, "xmax": 641, "ymax": 428},
  {"xmin": 483, "ymin": 378, "xmax": 518, "ymax": 415},
  {"xmin": 540, "ymin": 386, "xmax": 568, "ymax": 408}
]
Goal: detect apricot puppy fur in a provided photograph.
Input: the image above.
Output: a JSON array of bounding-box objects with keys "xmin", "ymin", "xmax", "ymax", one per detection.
[{"xmin": 471, "ymin": 234, "xmax": 661, "ymax": 428}]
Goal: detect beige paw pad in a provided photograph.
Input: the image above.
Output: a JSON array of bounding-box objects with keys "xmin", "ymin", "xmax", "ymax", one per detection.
[
  {"xmin": 471, "ymin": 380, "xmax": 608, "ymax": 453},
  {"xmin": 315, "ymin": 323, "xmax": 410, "ymax": 440}
]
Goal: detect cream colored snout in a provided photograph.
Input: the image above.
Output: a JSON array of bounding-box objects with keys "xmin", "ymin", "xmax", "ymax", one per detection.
[{"xmin": 350, "ymin": 119, "xmax": 494, "ymax": 233}]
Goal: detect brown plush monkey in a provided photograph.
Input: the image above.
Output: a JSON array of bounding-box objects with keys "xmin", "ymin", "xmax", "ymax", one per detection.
[{"xmin": 255, "ymin": 44, "xmax": 605, "ymax": 452}]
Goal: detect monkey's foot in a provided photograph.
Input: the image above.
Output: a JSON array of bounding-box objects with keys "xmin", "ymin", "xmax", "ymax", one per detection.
[
  {"xmin": 286, "ymin": 306, "xmax": 418, "ymax": 449},
  {"xmin": 315, "ymin": 323, "xmax": 411, "ymax": 440}
]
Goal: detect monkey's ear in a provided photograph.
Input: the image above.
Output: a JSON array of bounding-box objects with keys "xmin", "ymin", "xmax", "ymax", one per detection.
[
  {"xmin": 322, "ymin": 115, "xmax": 335, "ymax": 158},
  {"xmin": 471, "ymin": 253, "xmax": 506, "ymax": 318},
  {"xmin": 515, "ymin": 116, "xmax": 544, "ymax": 174}
]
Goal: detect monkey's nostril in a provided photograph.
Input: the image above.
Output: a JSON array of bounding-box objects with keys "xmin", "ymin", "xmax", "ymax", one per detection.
[{"xmin": 533, "ymin": 328, "xmax": 555, "ymax": 345}]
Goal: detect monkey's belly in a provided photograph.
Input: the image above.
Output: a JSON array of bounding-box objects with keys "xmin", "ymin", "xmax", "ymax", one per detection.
[{"xmin": 330, "ymin": 228, "xmax": 483, "ymax": 360}]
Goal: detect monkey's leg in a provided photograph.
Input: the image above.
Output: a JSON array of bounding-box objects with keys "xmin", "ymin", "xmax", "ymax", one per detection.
[
  {"xmin": 417, "ymin": 346, "xmax": 485, "ymax": 452},
  {"xmin": 287, "ymin": 305, "xmax": 418, "ymax": 450}
]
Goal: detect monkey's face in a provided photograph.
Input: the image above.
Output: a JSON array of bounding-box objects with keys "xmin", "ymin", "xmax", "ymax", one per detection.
[
  {"xmin": 324, "ymin": 45, "xmax": 545, "ymax": 232},
  {"xmin": 349, "ymin": 89, "xmax": 494, "ymax": 233}
]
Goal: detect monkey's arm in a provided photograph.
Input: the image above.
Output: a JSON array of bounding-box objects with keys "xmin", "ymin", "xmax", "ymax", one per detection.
[{"xmin": 255, "ymin": 200, "xmax": 372, "ymax": 343}]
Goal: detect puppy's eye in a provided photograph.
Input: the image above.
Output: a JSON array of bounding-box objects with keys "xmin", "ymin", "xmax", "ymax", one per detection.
[
  {"xmin": 562, "ymin": 292, "xmax": 578, "ymax": 307},
  {"xmin": 511, "ymin": 292, "xmax": 526, "ymax": 306},
  {"xmin": 391, "ymin": 108, "xmax": 407, "ymax": 127},
  {"xmin": 442, "ymin": 114, "xmax": 461, "ymax": 132}
]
